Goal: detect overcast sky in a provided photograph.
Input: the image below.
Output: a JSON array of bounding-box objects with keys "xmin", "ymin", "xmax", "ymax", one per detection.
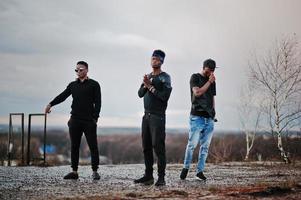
[{"xmin": 0, "ymin": 0, "xmax": 301, "ymax": 130}]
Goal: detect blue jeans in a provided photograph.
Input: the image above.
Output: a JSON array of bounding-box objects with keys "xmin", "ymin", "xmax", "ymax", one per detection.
[{"xmin": 183, "ymin": 115, "xmax": 214, "ymax": 173}]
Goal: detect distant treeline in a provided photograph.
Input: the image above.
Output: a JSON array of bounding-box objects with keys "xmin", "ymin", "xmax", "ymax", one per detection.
[{"xmin": 0, "ymin": 129, "xmax": 300, "ymax": 165}]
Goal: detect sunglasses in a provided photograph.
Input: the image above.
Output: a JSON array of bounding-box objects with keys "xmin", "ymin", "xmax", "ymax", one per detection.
[{"xmin": 75, "ymin": 68, "xmax": 85, "ymax": 73}]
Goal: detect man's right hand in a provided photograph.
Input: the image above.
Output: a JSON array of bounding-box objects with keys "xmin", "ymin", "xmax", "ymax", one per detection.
[
  {"xmin": 209, "ymin": 73, "xmax": 216, "ymax": 83},
  {"xmin": 45, "ymin": 104, "xmax": 52, "ymax": 114}
]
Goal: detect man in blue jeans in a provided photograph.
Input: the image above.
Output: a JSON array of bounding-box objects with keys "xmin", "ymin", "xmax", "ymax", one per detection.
[{"xmin": 180, "ymin": 59, "xmax": 217, "ymax": 181}]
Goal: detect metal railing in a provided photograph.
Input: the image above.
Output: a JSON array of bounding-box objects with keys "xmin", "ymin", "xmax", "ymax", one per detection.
[
  {"xmin": 27, "ymin": 113, "xmax": 47, "ymax": 165},
  {"xmin": 8, "ymin": 113, "xmax": 25, "ymax": 166}
]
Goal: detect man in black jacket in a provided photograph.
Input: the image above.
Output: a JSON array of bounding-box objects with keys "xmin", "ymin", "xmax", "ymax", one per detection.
[
  {"xmin": 135, "ymin": 50, "xmax": 172, "ymax": 186},
  {"xmin": 45, "ymin": 61, "xmax": 101, "ymax": 180}
]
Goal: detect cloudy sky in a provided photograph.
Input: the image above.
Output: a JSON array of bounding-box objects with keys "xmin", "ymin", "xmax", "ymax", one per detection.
[{"xmin": 0, "ymin": 0, "xmax": 300, "ymax": 130}]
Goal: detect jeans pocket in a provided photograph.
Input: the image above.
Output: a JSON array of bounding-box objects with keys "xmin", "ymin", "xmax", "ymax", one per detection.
[
  {"xmin": 90, "ymin": 120, "xmax": 97, "ymax": 127},
  {"xmin": 190, "ymin": 115, "xmax": 199, "ymax": 121},
  {"xmin": 189, "ymin": 116, "xmax": 199, "ymax": 128},
  {"xmin": 152, "ymin": 114, "xmax": 165, "ymax": 122}
]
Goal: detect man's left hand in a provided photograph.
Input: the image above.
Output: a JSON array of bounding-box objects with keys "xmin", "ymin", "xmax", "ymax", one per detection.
[{"xmin": 143, "ymin": 74, "xmax": 152, "ymax": 88}]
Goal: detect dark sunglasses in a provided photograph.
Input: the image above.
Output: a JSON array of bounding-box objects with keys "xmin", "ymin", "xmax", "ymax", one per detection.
[{"xmin": 75, "ymin": 68, "xmax": 85, "ymax": 73}]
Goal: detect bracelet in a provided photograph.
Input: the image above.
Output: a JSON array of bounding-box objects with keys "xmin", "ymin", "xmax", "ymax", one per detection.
[{"xmin": 149, "ymin": 86, "xmax": 155, "ymax": 93}]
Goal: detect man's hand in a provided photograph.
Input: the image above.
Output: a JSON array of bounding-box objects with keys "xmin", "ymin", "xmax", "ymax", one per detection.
[
  {"xmin": 209, "ymin": 73, "xmax": 216, "ymax": 83},
  {"xmin": 93, "ymin": 118, "xmax": 98, "ymax": 124},
  {"xmin": 143, "ymin": 74, "xmax": 152, "ymax": 88},
  {"xmin": 45, "ymin": 104, "xmax": 52, "ymax": 114}
]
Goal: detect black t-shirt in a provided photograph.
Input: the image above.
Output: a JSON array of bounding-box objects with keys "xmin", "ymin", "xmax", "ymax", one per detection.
[{"xmin": 190, "ymin": 73, "xmax": 216, "ymax": 118}]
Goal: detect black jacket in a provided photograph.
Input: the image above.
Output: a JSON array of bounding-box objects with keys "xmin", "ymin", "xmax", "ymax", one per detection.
[
  {"xmin": 138, "ymin": 72, "xmax": 172, "ymax": 115},
  {"xmin": 49, "ymin": 78, "xmax": 101, "ymax": 121}
]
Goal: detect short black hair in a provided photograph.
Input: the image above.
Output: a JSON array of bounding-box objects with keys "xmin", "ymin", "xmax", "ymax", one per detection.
[{"xmin": 77, "ymin": 61, "xmax": 88, "ymax": 68}]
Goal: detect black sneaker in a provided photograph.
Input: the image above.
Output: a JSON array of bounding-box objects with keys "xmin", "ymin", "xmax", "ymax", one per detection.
[
  {"xmin": 134, "ymin": 175, "xmax": 154, "ymax": 185},
  {"xmin": 195, "ymin": 171, "xmax": 207, "ymax": 181},
  {"xmin": 180, "ymin": 168, "xmax": 189, "ymax": 180},
  {"xmin": 155, "ymin": 177, "xmax": 166, "ymax": 186},
  {"xmin": 92, "ymin": 171, "xmax": 100, "ymax": 180},
  {"xmin": 63, "ymin": 172, "xmax": 79, "ymax": 180}
]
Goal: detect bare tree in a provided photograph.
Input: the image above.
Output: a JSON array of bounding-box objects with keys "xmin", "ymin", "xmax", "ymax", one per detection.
[
  {"xmin": 209, "ymin": 136, "xmax": 234, "ymax": 163},
  {"xmin": 238, "ymin": 83, "xmax": 262, "ymax": 161},
  {"xmin": 249, "ymin": 36, "xmax": 301, "ymax": 163}
]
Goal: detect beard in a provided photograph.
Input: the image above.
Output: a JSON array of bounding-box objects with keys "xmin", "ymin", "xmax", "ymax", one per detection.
[
  {"xmin": 204, "ymin": 71, "xmax": 212, "ymax": 77},
  {"xmin": 152, "ymin": 64, "xmax": 161, "ymax": 68}
]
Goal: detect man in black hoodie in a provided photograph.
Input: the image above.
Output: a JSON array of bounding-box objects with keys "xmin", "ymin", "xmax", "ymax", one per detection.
[
  {"xmin": 135, "ymin": 50, "xmax": 172, "ymax": 186},
  {"xmin": 45, "ymin": 61, "xmax": 101, "ymax": 180}
]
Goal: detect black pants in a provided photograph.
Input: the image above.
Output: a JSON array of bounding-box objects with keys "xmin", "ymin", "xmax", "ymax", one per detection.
[
  {"xmin": 142, "ymin": 113, "xmax": 166, "ymax": 177},
  {"xmin": 68, "ymin": 118, "xmax": 99, "ymax": 171}
]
